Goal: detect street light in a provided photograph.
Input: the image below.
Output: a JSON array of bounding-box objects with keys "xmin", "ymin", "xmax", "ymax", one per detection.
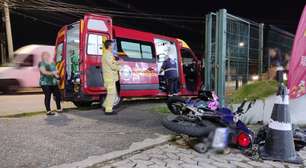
[
  {"xmin": 238, "ymin": 42, "xmax": 245, "ymax": 47},
  {"xmin": 251, "ymin": 75, "xmax": 259, "ymax": 81}
]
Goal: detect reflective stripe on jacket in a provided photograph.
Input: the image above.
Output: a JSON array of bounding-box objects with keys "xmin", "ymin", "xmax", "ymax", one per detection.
[{"xmin": 161, "ymin": 58, "xmax": 178, "ymax": 78}]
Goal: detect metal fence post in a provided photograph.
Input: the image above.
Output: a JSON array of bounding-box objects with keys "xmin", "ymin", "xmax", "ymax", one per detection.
[
  {"xmin": 246, "ymin": 24, "xmax": 250, "ymax": 83},
  {"xmin": 205, "ymin": 13, "xmax": 212, "ymax": 90},
  {"xmin": 215, "ymin": 9, "xmax": 227, "ymax": 106},
  {"xmin": 259, "ymin": 23, "xmax": 264, "ymax": 78}
]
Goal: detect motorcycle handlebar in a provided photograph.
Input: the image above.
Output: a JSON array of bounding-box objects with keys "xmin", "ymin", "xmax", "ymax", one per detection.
[
  {"xmin": 236, "ymin": 99, "xmax": 247, "ymax": 114},
  {"xmin": 235, "ymin": 99, "xmax": 256, "ymax": 114}
]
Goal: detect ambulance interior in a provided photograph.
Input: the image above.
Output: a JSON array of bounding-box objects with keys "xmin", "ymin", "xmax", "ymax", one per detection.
[
  {"xmin": 181, "ymin": 48, "xmax": 197, "ymax": 91},
  {"xmin": 154, "ymin": 39, "xmax": 179, "ymax": 92},
  {"xmin": 65, "ymin": 23, "xmax": 80, "ymax": 97}
]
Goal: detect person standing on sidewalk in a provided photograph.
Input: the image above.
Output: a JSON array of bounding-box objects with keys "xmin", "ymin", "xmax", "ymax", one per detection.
[
  {"xmin": 102, "ymin": 40, "xmax": 121, "ymax": 115},
  {"xmin": 160, "ymin": 56, "xmax": 179, "ymax": 96},
  {"xmin": 39, "ymin": 52, "xmax": 62, "ymax": 115}
]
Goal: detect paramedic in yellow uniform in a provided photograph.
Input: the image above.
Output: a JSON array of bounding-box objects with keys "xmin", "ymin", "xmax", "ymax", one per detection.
[{"xmin": 102, "ymin": 40, "xmax": 121, "ymax": 115}]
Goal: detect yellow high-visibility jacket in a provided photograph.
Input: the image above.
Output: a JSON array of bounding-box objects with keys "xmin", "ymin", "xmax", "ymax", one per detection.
[{"xmin": 102, "ymin": 50, "xmax": 120, "ymax": 83}]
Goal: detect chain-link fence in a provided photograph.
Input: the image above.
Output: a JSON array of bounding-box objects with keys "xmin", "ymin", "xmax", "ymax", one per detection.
[
  {"xmin": 263, "ymin": 25, "xmax": 294, "ymax": 73},
  {"xmin": 225, "ymin": 16, "xmax": 250, "ymax": 90},
  {"xmin": 205, "ymin": 9, "xmax": 294, "ymax": 105}
]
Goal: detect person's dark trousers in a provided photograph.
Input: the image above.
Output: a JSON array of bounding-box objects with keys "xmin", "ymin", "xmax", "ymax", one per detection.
[
  {"xmin": 167, "ymin": 77, "xmax": 179, "ymax": 95},
  {"xmin": 41, "ymin": 85, "xmax": 61, "ymax": 112}
]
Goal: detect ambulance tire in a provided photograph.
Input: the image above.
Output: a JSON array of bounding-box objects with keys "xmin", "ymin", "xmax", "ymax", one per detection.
[
  {"xmin": 113, "ymin": 81, "xmax": 122, "ymax": 108},
  {"xmin": 113, "ymin": 96, "xmax": 122, "ymax": 108},
  {"xmin": 99, "ymin": 95, "xmax": 105, "ymax": 108},
  {"xmin": 99, "ymin": 95, "xmax": 122, "ymax": 108},
  {"xmin": 162, "ymin": 115, "xmax": 216, "ymax": 137},
  {"xmin": 73, "ymin": 101, "xmax": 92, "ymax": 108}
]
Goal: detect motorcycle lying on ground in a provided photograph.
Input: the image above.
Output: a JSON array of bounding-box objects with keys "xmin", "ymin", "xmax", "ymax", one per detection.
[
  {"xmin": 162, "ymin": 90, "xmax": 255, "ymax": 153},
  {"xmin": 162, "ymin": 90, "xmax": 306, "ymax": 155}
]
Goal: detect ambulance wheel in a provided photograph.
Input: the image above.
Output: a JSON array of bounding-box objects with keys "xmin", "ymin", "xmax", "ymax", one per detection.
[
  {"xmin": 99, "ymin": 95, "xmax": 105, "ymax": 107},
  {"xmin": 73, "ymin": 101, "xmax": 92, "ymax": 108},
  {"xmin": 99, "ymin": 95, "xmax": 122, "ymax": 108},
  {"xmin": 113, "ymin": 96, "xmax": 122, "ymax": 108}
]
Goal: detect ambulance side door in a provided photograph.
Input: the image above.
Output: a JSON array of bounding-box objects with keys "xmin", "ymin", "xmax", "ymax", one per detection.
[
  {"xmin": 117, "ymin": 38, "xmax": 159, "ymax": 92},
  {"xmin": 81, "ymin": 14, "xmax": 112, "ymax": 95}
]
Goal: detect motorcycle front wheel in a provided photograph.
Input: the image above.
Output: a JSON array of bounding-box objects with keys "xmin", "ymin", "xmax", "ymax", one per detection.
[{"xmin": 162, "ymin": 115, "xmax": 216, "ymax": 137}]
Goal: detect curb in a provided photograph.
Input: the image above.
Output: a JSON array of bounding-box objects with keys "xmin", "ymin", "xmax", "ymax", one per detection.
[
  {"xmin": 0, "ymin": 107, "xmax": 79, "ymax": 118},
  {"xmin": 0, "ymin": 111, "xmax": 45, "ymax": 118},
  {"xmin": 50, "ymin": 134, "xmax": 173, "ymax": 168}
]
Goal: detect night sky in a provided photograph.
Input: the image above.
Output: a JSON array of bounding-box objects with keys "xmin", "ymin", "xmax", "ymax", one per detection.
[{"xmin": 6, "ymin": 0, "xmax": 306, "ymax": 52}]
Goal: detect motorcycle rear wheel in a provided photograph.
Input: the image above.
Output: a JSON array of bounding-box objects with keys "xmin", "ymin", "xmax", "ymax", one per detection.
[{"xmin": 162, "ymin": 115, "xmax": 216, "ymax": 137}]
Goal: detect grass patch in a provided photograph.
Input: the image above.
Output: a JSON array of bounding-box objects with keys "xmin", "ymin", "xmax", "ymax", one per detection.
[
  {"xmin": 229, "ymin": 80, "xmax": 278, "ymax": 104},
  {"xmin": 151, "ymin": 104, "xmax": 170, "ymax": 114}
]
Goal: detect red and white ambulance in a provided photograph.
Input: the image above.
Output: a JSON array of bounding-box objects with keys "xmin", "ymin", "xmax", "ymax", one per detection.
[{"xmin": 54, "ymin": 13, "xmax": 203, "ymax": 107}]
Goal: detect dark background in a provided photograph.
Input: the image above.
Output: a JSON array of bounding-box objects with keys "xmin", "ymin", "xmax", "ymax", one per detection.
[{"xmin": 6, "ymin": 0, "xmax": 306, "ymax": 52}]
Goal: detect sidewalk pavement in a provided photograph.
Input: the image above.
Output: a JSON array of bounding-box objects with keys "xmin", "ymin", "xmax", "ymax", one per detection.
[
  {"xmin": 0, "ymin": 94, "xmax": 75, "ymax": 117},
  {"xmin": 99, "ymin": 142, "xmax": 306, "ymax": 168}
]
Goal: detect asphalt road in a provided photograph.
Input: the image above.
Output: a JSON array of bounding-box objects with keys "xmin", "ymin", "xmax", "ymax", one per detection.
[{"xmin": 0, "ymin": 101, "xmax": 170, "ymax": 168}]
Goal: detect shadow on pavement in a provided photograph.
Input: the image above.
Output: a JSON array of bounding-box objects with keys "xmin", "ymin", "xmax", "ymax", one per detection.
[
  {"xmin": 44, "ymin": 113, "xmax": 73, "ymax": 127},
  {"xmin": 67, "ymin": 98, "xmax": 170, "ymax": 133}
]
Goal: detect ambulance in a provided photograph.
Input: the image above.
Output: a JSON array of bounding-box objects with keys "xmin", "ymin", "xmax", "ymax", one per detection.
[{"xmin": 54, "ymin": 13, "xmax": 203, "ymax": 107}]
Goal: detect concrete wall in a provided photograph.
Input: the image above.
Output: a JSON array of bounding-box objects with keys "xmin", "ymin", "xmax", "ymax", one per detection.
[{"xmin": 232, "ymin": 95, "xmax": 306, "ymax": 125}]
